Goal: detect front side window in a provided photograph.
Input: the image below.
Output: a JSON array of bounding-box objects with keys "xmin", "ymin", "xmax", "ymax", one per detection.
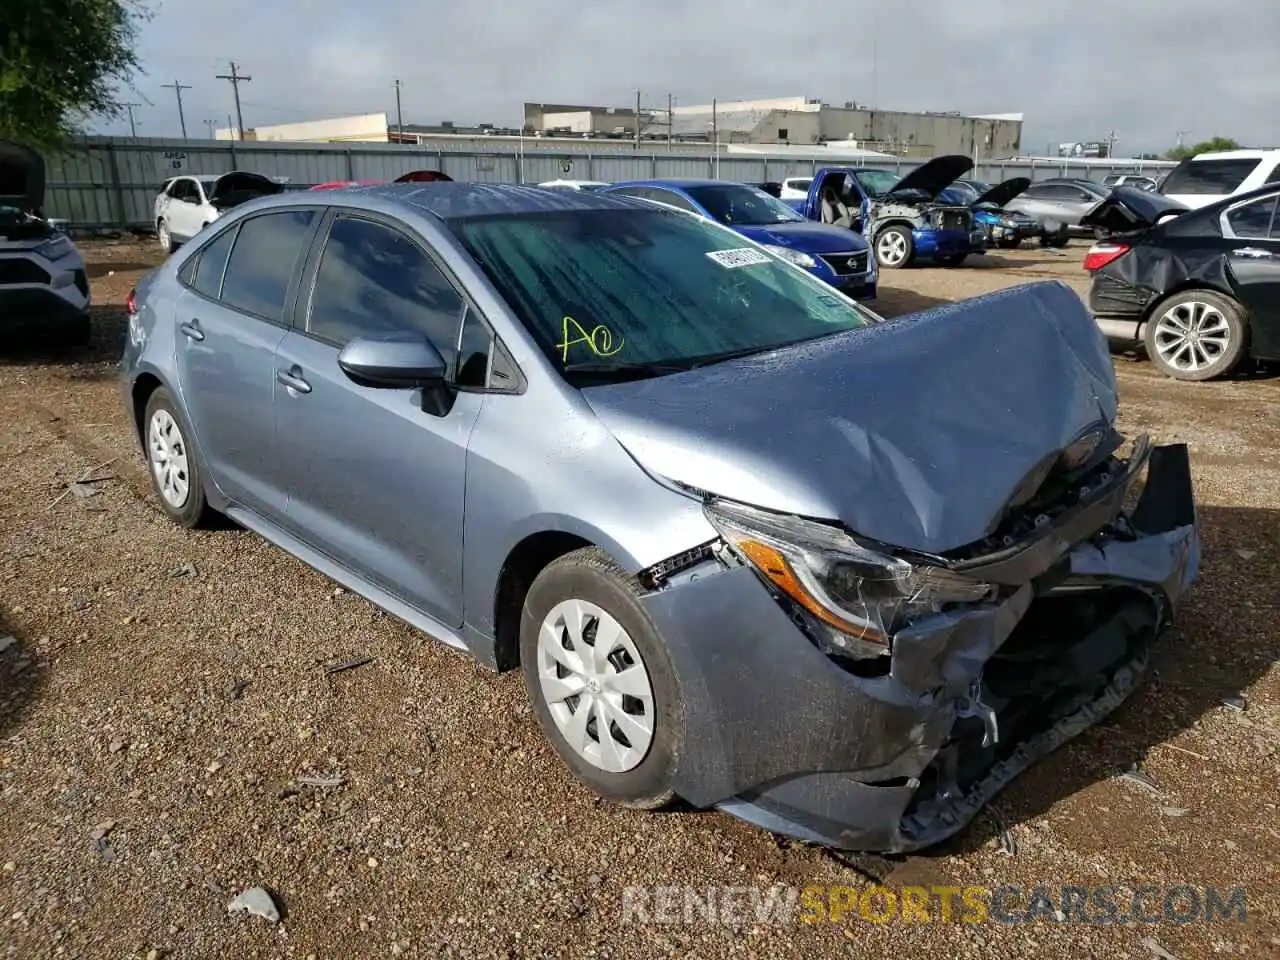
[
  {"xmin": 1225, "ymin": 195, "xmax": 1278, "ymax": 239},
  {"xmin": 448, "ymin": 208, "xmax": 875, "ymax": 384},
  {"xmin": 307, "ymin": 216, "xmax": 466, "ymax": 369},
  {"xmin": 219, "ymin": 209, "xmax": 316, "ymax": 322},
  {"xmin": 1161, "ymin": 159, "xmax": 1260, "ymax": 195},
  {"xmin": 683, "ymin": 183, "xmax": 804, "ymax": 226}
]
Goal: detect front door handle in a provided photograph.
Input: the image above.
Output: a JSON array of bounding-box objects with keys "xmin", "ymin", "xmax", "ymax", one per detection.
[
  {"xmin": 276, "ymin": 367, "xmax": 312, "ymax": 394},
  {"xmin": 1233, "ymin": 247, "xmax": 1274, "ymax": 259},
  {"xmin": 178, "ymin": 319, "xmax": 204, "ymax": 341}
]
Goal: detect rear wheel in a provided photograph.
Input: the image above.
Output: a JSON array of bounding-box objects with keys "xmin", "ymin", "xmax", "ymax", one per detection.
[
  {"xmin": 520, "ymin": 548, "xmax": 680, "ymax": 809},
  {"xmin": 143, "ymin": 388, "xmax": 213, "ymax": 527},
  {"xmin": 874, "ymin": 226, "xmax": 914, "ymax": 269},
  {"xmin": 1144, "ymin": 290, "xmax": 1249, "ymax": 381}
]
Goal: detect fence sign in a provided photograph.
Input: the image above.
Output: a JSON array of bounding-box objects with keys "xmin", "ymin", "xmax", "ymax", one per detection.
[{"xmin": 159, "ymin": 151, "xmax": 189, "ymax": 172}]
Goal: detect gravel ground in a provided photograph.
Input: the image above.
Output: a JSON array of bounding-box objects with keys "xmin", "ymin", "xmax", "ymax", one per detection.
[{"xmin": 1, "ymin": 239, "xmax": 1277, "ymax": 959}]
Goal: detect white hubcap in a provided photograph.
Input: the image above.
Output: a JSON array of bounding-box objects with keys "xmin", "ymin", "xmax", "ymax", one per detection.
[
  {"xmin": 1154, "ymin": 301, "xmax": 1230, "ymax": 372},
  {"xmin": 148, "ymin": 409, "xmax": 190, "ymax": 508},
  {"xmin": 536, "ymin": 599, "xmax": 655, "ymax": 773},
  {"xmin": 159, "ymin": 222, "xmax": 169, "ymax": 248},
  {"xmin": 877, "ymin": 231, "xmax": 908, "ymax": 265}
]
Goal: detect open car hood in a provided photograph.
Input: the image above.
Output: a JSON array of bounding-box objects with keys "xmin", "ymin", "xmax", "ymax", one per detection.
[
  {"xmin": 974, "ymin": 176, "xmax": 1030, "ymax": 209},
  {"xmin": 582, "ymin": 281, "xmax": 1118, "ymax": 555},
  {"xmin": 1079, "ymin": 186, "xmax": 1189, "ymax": 236},
  {"xmin": 0, "ymin": 141, "xmax": 45, "ymax": 213},
  {"xmin": 887, "ymin": 154, "xmax": 974, "ymax": 201},
  {"xmin": 209, "ymin": 171, "xmax": 283, "ymax": 208}
]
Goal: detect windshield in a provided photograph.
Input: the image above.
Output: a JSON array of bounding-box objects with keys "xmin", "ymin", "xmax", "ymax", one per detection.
[
  {"xmin": 683, "ymin": 183, "xmax": 805, "ymax": 226},
  {"xmin": 448, "ymin": 208, "xmax": 874, "ymax": 384},
  {"xmin": 851, "ymin": 169, "xmax": 904, "ymax": 197}
]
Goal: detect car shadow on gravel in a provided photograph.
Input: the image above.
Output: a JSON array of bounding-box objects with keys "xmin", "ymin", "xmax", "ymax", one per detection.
[
  {"xmin": 871, "ymin": 289, "xmax": 954, "ymax": 318},
  {"xmin": 0, "ymin": 615, "xmax": 47, "ymax": 741},
  {"xmin": 0, "ymin": 307, "xmax": 126, "ymax": 376},
  {"xmin": 832, "ymin": 504, "xmax": 1279, "ymax": 875}
]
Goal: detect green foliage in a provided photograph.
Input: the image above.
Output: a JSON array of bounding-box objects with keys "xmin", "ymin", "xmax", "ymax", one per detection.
[
  {"xmin": 0, "ymin": 0, "xmax": 149, "ymax": 149},
  {"xmin": 1163, "ymin": 136, "xmax": 1242, "ymax": 161}
]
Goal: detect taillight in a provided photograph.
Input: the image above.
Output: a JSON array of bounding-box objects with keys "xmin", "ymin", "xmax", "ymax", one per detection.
[
  {"xmin": 126, "ymin": 288, "xmax": 138, "ymax": 317},
  {"xmin": 1083, "ymin": 242, "xmax": 1130, "ymax": 272}
]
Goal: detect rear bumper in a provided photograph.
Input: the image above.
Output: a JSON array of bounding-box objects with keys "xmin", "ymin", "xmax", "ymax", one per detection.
[
  {"xmin": 640, "ymin": 443, "xmax": 1199, "ymax": 853},
  {"xmin": 0, "ymin": 287, "xmax": 91, "ymax": 334}
]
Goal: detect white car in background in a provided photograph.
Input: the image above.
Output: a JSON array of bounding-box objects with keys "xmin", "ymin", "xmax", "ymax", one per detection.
[
  {"xmin": 536, "ymin": 179, "xmax": 611, "ymax": 191},
  {"xmin": 153, "ymin": 171, "xmax": 283, "ymax": 253},
  {"xmin": 1159, "ymin": 149, "xmax": 1280, "ymax": 209},
  {"xmin": 779, "ymin": 176, "xmax": 813, "ymax": 200}
]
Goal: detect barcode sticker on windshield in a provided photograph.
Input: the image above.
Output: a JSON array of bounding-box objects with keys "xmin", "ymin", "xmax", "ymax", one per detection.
[{"xmin": 706, "ymin": 248, "xmax": 772, "ymax": 269}]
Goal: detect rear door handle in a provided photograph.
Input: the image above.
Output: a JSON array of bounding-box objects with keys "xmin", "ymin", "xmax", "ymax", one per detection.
[
  {"xmin": 178, "ymin": 319, "xmax": 204, "ymax": 341},
  {"xmin": 276, "ymin": 367, "xmax": 312, "ymax": 394},
  {"xmin": 1233, "ymin": 247, "xmax": 1274, "ymax": 259}
]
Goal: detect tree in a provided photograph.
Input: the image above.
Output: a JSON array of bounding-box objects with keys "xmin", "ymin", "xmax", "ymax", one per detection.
[
  {"xmin": 0, "ymin": 1, "xmax": 149, "ymax": 149},
  {"xmin": 1163, "ymin": 136, "xmax": 1242, "ymax": 161}
]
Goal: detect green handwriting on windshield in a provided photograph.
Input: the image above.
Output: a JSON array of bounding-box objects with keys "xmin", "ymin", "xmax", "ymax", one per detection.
[{"xmin": 557, "ymin": 316, "xmax": 625, "ymax": 362}]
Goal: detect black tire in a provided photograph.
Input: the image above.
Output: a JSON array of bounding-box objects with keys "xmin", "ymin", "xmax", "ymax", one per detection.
[
  {"xmin": 1050, "ymin": 233, "xmax": 1071, "ymax": 248},
  {"xmin": 873, "ymin": 225, "xmax": 914, "ymax": 269},
  {"xmin": 1143, "ymin": 289, "xmax": 1249, "ymax": 382},
  {"xmin": 142, "ymin": 387, "xmax": 214, "ymax": 528},
  {"xmin": 998, "ymin": 238, "xmax": 1021, "ymax": 250},
  {"xmin": 520, "ymin": 547, "xmax": 680, "ymax": 809}
]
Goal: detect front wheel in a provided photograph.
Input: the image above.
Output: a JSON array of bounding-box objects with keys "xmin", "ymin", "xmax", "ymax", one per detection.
[
  {"xmin": 1143, "ymin": 290, "xmax": 1249, "ymax": 381},
  {"xmin": 874, "ymin": 226, "xmax": 914, "ymax": 269},
  {"xmin": 520, "ymin": 548, "xmax": 680, "ymax": 809}
]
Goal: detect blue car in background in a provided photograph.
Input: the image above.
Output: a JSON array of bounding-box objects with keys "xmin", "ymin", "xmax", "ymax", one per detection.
[
  {"xmin": 942, "ymin": 178, "xmax": 1039, "ymax": 249},
  {"xmin": 600, "ymin": 179, "xmax": 876, "ymax": 300}
]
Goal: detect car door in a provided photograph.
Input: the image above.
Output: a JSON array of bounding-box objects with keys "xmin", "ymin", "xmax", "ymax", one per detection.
[
  {"xmin": 173, "ymin": 207, "xmax": 320, "ymax": 518},
  {"xmin": 1222, "ymin": 191, "xmax": 1280, "ymax": 359},
  {"xmin": 168, "ymin": 178, "xmax": 202, "ymax": 240},
  {"xmin": 271, "ymin": 211, "xmax": 485, "ymax": 627}
]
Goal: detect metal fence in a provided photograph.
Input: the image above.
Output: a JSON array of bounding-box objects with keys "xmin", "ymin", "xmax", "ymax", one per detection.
[{"xmin": 42, "ymin": 136, "xmax": 1177, "ymax": 229}]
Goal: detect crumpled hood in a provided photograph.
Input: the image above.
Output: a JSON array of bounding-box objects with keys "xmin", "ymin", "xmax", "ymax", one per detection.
[
  {"xmin": 736, "ymin": 221, "xmax": 869, "ymax": 254},
  {"xmin": 582, "ymin": 281, "xmax": 1118, "ymax": 554},
  {"xmin": 1080, "ymin": 186, "xmax": 1189, "ymax": 236}
]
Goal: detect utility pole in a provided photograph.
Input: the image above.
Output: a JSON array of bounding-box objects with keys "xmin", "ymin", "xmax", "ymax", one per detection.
[
  {"xmin": 1175, "ymin": 129, "xmax": 1189, "ymax": 151},
  {"xmin": 162, "ymin": 80, "xmax": 192, "ymax": 138},
  {"xmin": 711, "ymin": 97, "xmax": 719, "ymax": 179},
  {"xmin": 1106, "ymin": 128, "xmax": 1118, "ymax": 158},
  {"xmin": 215, "ymin": 61, "xmax": 251, "ymax": 140},
  {"xmin": 203, "ymin": 119, "xmax": 216, "ymax": 139},
  {"xmin": 393, "ymin": 78, "xmax": 404, "ymax": 142},
  {"xmin": 667, "ymin": 92, "xmax": 673, "ymax": 151},
  {"xmin": 635, "ymin": 89, "xmax": 642, "ymax": 149},
  {"xmin": 122, "ymin": 103, "xmax": 141, "ymax": 138}
]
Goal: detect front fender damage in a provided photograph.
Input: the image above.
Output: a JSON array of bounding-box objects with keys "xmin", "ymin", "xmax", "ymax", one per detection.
[{"xmin": 639, "ymin": 443, "xmax": 1200, "ymax": 853}]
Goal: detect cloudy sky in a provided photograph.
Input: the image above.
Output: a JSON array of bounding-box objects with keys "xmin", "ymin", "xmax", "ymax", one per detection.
[{"xmin": 99, "ymin": 0, "xmax": 1278, "ymax": 156}]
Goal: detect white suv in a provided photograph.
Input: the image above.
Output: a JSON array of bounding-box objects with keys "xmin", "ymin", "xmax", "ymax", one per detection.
[
  {"xmin": 153, "ymin": 172, "xmax": 282, "ymax": 253},
  {"xmin": 1159, "ymin": 149, "xmax": 1280, "ymax": 209}
]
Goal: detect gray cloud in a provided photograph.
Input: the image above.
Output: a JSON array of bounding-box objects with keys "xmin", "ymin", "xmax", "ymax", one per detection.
[{"xmin": 108, "ymin": 0, "xmax": 1279, "ymax": 156}]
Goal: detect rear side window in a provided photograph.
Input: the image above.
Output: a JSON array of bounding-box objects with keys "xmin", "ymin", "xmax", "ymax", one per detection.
[
  {"xmin": 306, "ymin": 216, "xmax": 466, "ymax": 366},
  {"xmin": 220, "ymin": 210, "xmax": 316, "ymax": 322},
  {"xmin": 1225, "ymin": 195, "xmax": 1278, "ymax": 239},
  {"xmin": 646, "ymin": 189, "xmax": 700, "ymax": 213},
  {"xmin": 1265, "ymin": 163, "xmax": 1280, "ymax": 185},
  {"xmin": 1162, "ymin": 159, "xmax": 1260, "ymax": 195},
  {"xmin": 190, "ymin": 226, "xmax": 237, "ymax": 299}
]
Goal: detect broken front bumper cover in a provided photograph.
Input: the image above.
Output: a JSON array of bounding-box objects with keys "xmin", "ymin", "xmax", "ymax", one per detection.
[{"xmin": 639, "ymin": 443, "xmax": 1199, "ymax": 853}]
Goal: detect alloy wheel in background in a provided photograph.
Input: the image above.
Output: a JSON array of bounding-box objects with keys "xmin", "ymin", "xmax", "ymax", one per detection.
[
  {"xmin": 1146, "ymin": 291, "xmax": 1248, "ymax": 381},
  {"xmin": 535, "ymin": 598, "xmax": 655, "ymax": 774},
  {"xmin": 148, "ymin": 408, "xmax": 190, "ymax": 509}
]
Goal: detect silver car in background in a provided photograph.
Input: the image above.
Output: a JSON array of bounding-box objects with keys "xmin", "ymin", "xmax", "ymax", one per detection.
[
  {"xmin": 120, "ymin": 183, "xmax": 1200, "ymax": 852},
  {"xmin": 1003, "ymin": 177, "xmax": 1111, "ymax": 235}
]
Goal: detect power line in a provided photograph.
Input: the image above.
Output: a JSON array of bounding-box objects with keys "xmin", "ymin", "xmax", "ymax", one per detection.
[
  {"xmin": 215, "ymin": 61, "xmax": 252, "ymax": 140},
  {"xmin": 161, "ymin": 80, "xmax": 192, "ymax": 138}
]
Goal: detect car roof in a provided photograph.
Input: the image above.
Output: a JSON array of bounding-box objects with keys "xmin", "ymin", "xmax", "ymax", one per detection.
[
  {"xmin": 609, "ymin": 178, "xmax": 731, "ymax": 189},
  {"xmin": 1189, "ymin": 149, "xmax": 1280, "ymax": 161},
  {"xmin": 336, "ymin": 181, "xmax": 641, "ymax": 219}
]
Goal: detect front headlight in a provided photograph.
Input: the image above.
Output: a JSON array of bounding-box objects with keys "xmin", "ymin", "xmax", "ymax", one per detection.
[
  {"xmin": 34, "ymin": 234, "xmax": 74, "ymax": 260},
  {"xmin": 761, "ymin": 244, "xmax": 817, "ymax": 269},
  {"xmin": 704, "ymin": 499, "xmax": 995, "ymax": 658}
]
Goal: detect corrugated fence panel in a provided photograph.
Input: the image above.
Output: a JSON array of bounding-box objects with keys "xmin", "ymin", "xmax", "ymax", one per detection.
[{"xmin": 39, "ymin": 136, "xmax": 1178, "ymax": 228}]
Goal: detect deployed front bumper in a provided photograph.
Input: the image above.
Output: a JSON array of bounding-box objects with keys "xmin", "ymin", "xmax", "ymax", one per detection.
[{"xmin": 640, "ymin": 443, "xmax": 1199, "ymax": 852}]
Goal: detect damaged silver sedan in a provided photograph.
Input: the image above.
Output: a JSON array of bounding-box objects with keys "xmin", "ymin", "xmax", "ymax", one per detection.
[{"xmin": 121, "ymin": 183, "xmax": 1200, "ymax": 853}]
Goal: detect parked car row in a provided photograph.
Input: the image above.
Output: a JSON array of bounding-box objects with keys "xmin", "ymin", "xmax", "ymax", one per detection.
[{"xmin": 120, "ymin": 180, "xmax": 1202, "ymax": 855}]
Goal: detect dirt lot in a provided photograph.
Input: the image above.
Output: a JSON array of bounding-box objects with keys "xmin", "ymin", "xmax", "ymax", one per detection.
[{"xmin": 1, "ymin": 239, "xmax": 1277, "ymax": 959}]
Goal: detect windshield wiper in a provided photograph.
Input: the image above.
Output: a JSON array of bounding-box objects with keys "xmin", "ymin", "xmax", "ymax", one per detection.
[{"xmin": 562, "ymin": 360, "xmax": 694, "ymax": 381}]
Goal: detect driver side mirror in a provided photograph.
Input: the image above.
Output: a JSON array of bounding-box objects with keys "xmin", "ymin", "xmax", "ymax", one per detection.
[{"xmin": 337, "ymin": 333, "xmax": 454, "ymax": 416}]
